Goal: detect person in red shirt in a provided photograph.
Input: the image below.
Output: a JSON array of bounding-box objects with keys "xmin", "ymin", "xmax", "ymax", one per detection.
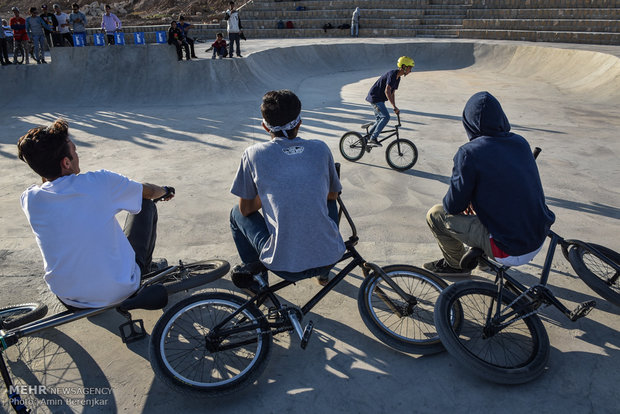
[
  {"xmin": 9, "ymin": 7, "xmax": 30, "ymax": 64},
  {"xmin": 211, "ymin": 32, "xmax": 227, "ymax": 59}
]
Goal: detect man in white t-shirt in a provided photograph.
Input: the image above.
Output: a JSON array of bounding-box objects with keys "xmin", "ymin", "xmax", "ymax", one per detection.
[
  {"xmin": 17, "ymin": 119, "xmax": 175, "ymax": 308},
  {"xmin": 52, "ymin": 4, "xmax": 73, "ymax": 46}
]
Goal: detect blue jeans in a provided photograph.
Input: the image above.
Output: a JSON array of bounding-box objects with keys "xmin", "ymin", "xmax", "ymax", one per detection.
[
  {"xmin": 368, "ymin": 101, "xmax": 390, "ymax": 140},
  {"xmin": 32, "ymin": 34, "xmax": 45, "ymax": 62},
  {"xmin": 229, "ymin": 201, "xmax": 339, "ymax": 282}
]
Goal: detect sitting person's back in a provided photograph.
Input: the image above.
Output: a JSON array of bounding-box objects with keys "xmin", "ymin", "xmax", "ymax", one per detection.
[
  {"xmin": 229, "ymin": 90, "xmax": 345, "ymax": 287},
  {"xmin": 17, "ymin": 119, "xmax": 174, "ymax": 308}
]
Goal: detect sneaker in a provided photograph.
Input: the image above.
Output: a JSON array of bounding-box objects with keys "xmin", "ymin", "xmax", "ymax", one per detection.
[
  {"xmin": 231, "ymin": 262, "xmax": 267, "ymax": 295},
  {"xmin": 149, "ymin": 258, "xmax": 169, "ymax": 273},
  {"xmin": 368, "ymin": 138, "xmax": 382, "ymax": 147},
  {"xmin": 316, "ymin": 274, "xmax": 329, "ymax": 286},
  {"xmin": 423, "ymin": 259, "xmax": 471, "ymax": 277}
]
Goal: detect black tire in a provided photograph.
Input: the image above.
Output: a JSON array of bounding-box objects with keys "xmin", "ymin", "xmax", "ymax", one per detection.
[
  {"xmin": 149, "ymin": 292, "xmax": 271, "ymax": 397},
  {"xmin": 339, "ymin": 131, "xmax": 366, "ymax": 162},
  {"xmin": 568, "ymin": 243, "xmax": 620, "ymax": 307},
  {"xmin": 385, "ymin": 139, "xmax": 418, "ymax": 171},
  {"xmin": 435, "ymin": 281, "xmax": 549, "ymax": 384},
  {"xmin": 357, "ymin": 264, "xmax": 449, "ymax": 355},
  {"xmin": 14, "ymin": 46, "xmax": 24, "ymax": 64},
  {"xmin": 0, "ymin": 303, "xmax": 48, "ymax": 330},
  {"xmin": 145, "ymin": 260, "xmax": 230, "ymax": 294}
]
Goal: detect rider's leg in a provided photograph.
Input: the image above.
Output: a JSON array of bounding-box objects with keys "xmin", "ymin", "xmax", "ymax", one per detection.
[
  {"xmin": 229, "ymin": 205, "xmax": 271, "ymax": 264},
  {"xmin": 123, "ymin": 199, "xmax": 158, "ymax": 275},
  {"xmin": 425, "ymin": 204, "xmax": 493, "ymax": 269},
  {"xmin": 368, "ymin": 102, "xmax": 390, "ymax": 140}
]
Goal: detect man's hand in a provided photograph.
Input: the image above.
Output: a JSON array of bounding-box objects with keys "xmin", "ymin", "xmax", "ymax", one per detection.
[
  {"xmin": 393, "ymin": 106, "xmax": 400, "ymax": 115},
  {"xmin": 143, "ymin": 183, "xmax": 175, "ymax": 202}
]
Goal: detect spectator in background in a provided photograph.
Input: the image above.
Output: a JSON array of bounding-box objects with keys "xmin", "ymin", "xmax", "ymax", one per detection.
[
  {"xmin": 351, "ymin": 7, "xmax": 359, "ymax": 37},
  {"xmin": 53, "ymin": 4, "xmax": 73, "ymax": 46},
  {"xmin": 10, "ymin": 7, "xmax": 30, "ymax": 64},
  {"xmin": 69, "ymin": 3, "xmax": 88, "ymax": 45},
  {"xmin": 26, "ymin": 7, "xmax": 53, "ymax": 63},
  {"xmin": 40, "ymin": 4, "xmax": 57, "ymax": 48},
  {"xmin": 211, "ymin": 32, "xmax": 227, "ymax": 59},
  {"xmin": 225, "ymin": 1, "xmax": 242, "ymax": 58},
  {"xmin": 177, "ymin": 16, "xmax": 197, "ymax": 59},
  {"xmin": 167, "ymin": 21, "xmax": 190, "ymax": 61},
  {"xmin": 0, "ymin": 20, "xmax": 11, "ymax": 65},
  {"xmin": 101, "ymin": 4, "xmax": 121, "ymax": 45}
]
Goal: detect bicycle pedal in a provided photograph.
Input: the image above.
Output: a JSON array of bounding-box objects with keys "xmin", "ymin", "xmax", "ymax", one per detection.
[
  {"xmin": 119, "ymin": 319, "xmax": 147, "ymax": 343},
  {"xmin": 300, "ymin": 321, "xmax": 314, "ymax": 350},
  {"xmin": 569, "ymin": 300, "xmax": 596, "ymax": 321}
]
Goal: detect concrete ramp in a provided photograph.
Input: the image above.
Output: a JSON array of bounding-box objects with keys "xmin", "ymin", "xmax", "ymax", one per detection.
[{"xmin": 2, "ymin": 40, "xmax": 618, "ymax": 109}]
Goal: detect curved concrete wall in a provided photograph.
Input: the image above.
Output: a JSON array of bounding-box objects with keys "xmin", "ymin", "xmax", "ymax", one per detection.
[{"xmin": 2, "ymin": 41, "xmax": 618, "ymax": 108}]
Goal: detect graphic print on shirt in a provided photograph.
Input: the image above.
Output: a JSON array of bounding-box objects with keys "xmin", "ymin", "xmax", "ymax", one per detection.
[{"xmin": 283, "ymin": 146, "xmax": 304, "ymax": 155}]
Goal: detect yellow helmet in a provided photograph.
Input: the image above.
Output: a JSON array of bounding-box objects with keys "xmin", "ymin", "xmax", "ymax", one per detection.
[{"xmin": 397, "ymin": 56, "xmax": 415, "ymax": 69}]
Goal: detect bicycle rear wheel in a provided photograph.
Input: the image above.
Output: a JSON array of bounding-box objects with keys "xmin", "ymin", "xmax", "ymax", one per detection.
[
  {"xmin": 339, "ymin": 131, "xmax": 366, "ymax": 162},
  {"xmin": 568, "ymin": 243, "xmax": 620, "ymax": 306},
  {"xmin": 144, "ymin": 260, "xmax": 230, "ymax": 294},
  {"xmin": 435, "ymin": 281, "xmax": 549, "ymax": 384},
  {"xmin": 357, "ymin": 264, "xmax": 450, "ymax": 355},
  {"xmin": 0, "ymin": 303, "xmax": 48, "ymax": 330},
  {"xmin": 385, "ymin": 139, "xmax": 418, "ymax": 171},
  {"xmin": 149, "ymin": 292, "xmax": 271, "ymax": 397}
]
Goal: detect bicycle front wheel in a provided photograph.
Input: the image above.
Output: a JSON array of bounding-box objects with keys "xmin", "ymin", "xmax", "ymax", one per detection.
[
  {"xmin": 144, "ymin": 260, "xmax": 230, "ymax": 294},
  {"xmin": 0, "ymin": 303, "xmax": 48, "ymax": 330},
  {"xmin": 435, "ymin": 281, "xmax": 549, "ymax": 384},
  {"xmin": 385, "ymin": 139, "xmax": 418, "ymax": 171},
  {"xmin": 149, "ymin": 292, "xmax": 271, "ymax": 397},
  {"xmin": 339, "ymin": 131, "xmax": 366, "ymax": 162},
  {"xmin": 568, "ymin": 243, "xmax": 620, "ymax": 306},
  {"xmin": 357, "ymin": 265, "xmax": 449, "ymax": 355}
]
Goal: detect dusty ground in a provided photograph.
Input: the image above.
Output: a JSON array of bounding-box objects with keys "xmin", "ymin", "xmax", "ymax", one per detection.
[{"xmin": 0, "ymin": 38, "xmax": 618, "ymax": 413}]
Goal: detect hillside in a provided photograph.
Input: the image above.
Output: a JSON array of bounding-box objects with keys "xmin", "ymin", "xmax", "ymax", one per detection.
[{"xmin": 1, "ymin": 0, "xmax": 232, "ymax": 26}]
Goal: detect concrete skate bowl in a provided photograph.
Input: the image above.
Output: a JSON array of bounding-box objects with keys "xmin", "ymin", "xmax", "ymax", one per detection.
[{"xmin": 3, "ymin": 40, "xmax": 619, "ymax": 108}]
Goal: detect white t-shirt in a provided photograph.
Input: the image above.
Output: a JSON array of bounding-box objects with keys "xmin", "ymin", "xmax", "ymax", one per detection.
[
  {"xmin": 55, "ymin": 12, "xmax": 70, "ymax": 33},
  {"xmin": 21, "ymin": 170, "xmax": 143, "ymax": 308}
]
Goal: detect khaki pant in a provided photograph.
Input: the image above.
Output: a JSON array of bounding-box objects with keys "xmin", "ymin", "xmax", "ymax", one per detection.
[{"xmin": 426, "ymin": 204, "xmax": 494, "ymax": 268}]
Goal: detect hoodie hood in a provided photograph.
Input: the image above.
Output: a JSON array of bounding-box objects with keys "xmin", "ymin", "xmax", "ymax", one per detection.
[{"xmin": 462, "ymin": 91, "xmax": 511, "ymax": 141}]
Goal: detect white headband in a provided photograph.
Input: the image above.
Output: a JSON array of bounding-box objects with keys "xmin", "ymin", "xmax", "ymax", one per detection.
[{"xmin": 263, "ymin": 115, "xmax": 301, "ymax": 138}]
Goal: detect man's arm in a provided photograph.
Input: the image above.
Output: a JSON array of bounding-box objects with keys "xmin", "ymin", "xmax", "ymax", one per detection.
[
  {"xmin": 384, "ymin": 84, "xmax": 399, "ymax": 114},
  {"xmin": 239, "ymin": 195, "xmax": 261, "ymax": 216},
  {"xmin": 142, "ymin": 183, "xmax": 174, "ymax": 201}
]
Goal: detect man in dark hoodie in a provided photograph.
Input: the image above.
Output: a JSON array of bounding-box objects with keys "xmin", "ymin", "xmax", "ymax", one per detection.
[{"xmin": 424, "ymin": 91, "xmax": 555, "ymax": 276}]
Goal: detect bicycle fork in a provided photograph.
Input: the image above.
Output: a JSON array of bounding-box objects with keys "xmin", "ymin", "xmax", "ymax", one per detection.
[{"xmin": 363, "ymin": 262, "xmax": 417, "ymax": 318}]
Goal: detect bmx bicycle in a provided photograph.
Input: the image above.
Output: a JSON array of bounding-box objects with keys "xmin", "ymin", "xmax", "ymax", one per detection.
[
  {"xmin": 434, "ymin": 150, "xmax": 620, "ymax": 384},
  {"xmin": 149, "ymin": 167, "xmax": 448, "ymax": 397},
  {"xmin": 0, "ymin": 190, "xmax": 230, "ymax": 413},
  {"xmin": 339, "ymin": 114, "xmax": 418, "ymax": 171}
]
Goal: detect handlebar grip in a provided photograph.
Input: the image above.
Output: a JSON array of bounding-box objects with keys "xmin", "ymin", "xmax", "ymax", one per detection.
[
  {"xmin": 153, "ymin": 186, "xmax": 175, "ymax": 203},
  {"xmin": 533, "ymin": 147, "xmax": 542, "ymax": 160}
]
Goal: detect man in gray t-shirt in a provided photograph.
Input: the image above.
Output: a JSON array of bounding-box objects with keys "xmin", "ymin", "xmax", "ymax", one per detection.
[{"xmin": 230, "ymin": 90, "xmax": 345, "ymax": 289}]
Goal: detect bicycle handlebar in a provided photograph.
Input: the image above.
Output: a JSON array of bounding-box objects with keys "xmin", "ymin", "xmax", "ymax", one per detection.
[{"xmin": 533, "ymin": 147, "xmax": 542, "ymax": 160}]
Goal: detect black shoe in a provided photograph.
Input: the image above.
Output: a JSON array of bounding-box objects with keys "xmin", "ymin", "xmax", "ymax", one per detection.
[
  {"xmin": 423, "ymin": 259, "xmax": 471, "ymax": 277},
  {"xmin": 191, "ymin": 54, "xmax": 198, "ymax": 59},
  {"xmin": 149, "ymin": 258, "xmax": 169, "ymax": 273},
  {"xmin": 368, "ymin": 138, "xmax": 382, "ymax": 147},
  {"xmin": 231, "ymin": 262, "xmax": 267, "ymax": 294}
]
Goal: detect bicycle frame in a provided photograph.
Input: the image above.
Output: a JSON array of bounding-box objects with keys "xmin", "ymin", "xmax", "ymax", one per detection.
[
  {"xmin": 0, "ymin": 263, "xmax": 182, "ymax": 413},
  {"xmin": 477, "ymin": 231, "xmax": 605, "ymax": 335},
  {"xmin": 364, "ymin": 113, "xmax": 402, "ymax": 146},
  {"xmin": 207, "ymin": 194, "xmax": 415, "ymax": 348}
]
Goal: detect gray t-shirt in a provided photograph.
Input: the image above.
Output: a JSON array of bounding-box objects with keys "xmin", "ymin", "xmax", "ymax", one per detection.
[{"xmin": 231, "ymin": 136, "xmax": 345, "ymax": 272}]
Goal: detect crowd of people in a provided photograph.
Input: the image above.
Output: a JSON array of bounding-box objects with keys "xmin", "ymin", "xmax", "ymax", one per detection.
[{"xmin": 1, "ymin": 1, "xmax": 247, "ymax": 65}]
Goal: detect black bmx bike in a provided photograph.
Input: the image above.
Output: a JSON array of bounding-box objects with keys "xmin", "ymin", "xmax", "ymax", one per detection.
[
  {"xmin": 434, "ymin": 223, "xmax": 619, "ymax": 384},
  {"xmin": 149, "ymin": 178, "xmax": 449, "ymax": 397},
  {"xmin": 339, "ymin": 114, "xmax": 418, "ymax": 171}
]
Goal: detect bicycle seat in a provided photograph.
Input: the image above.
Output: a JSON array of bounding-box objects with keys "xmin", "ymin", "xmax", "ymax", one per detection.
[
  {"xmin": 118, "ymin": 284, "xmax": 168, "ymax": 312},
  {"xmin": 361, "ymin": 122, "xmax": 373, "ymax": 129},
  {"xmin": 460, "ymin": 248, "xmax": 485, "ymax": 271}
]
